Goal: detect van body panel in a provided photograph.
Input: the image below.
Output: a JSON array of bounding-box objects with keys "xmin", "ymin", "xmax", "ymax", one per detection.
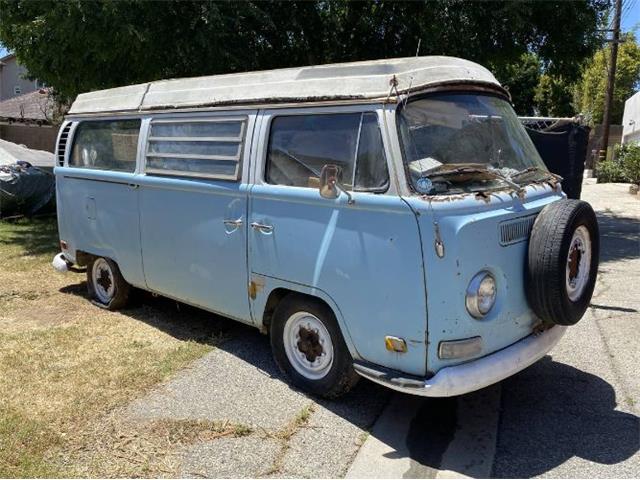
[
  {"xmin": 402, "ymin": 184, "xmax": 564, "ymax": 373},
  {"xmin": 55, "ymin": 167, "xmax": 146, "ymax": 288},
  {"xmin": 135, "ymin": 110, "xmax": 258, "ymax": 324},
  {"xmin": 137, "ymin": 175, "xmax": 252, "ymax": 323},
  {"xmin": 249, "ymin": 184, "xmax": 427, "ymax": 375},
  {"xmin": 247, "ymin": 105, "xmax": 427, "ymax": 376},
  {"xmin": 248, "ymin": 273, "xmax": 359, "ymax": 358}
]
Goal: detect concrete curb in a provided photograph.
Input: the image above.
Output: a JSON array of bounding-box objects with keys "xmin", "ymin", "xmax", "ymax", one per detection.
[{"xmin": 346, "ymin": 386, "xmax": 500, "ymax": 479}]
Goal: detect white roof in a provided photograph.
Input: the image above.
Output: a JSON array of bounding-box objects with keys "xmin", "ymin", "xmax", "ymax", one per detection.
[{"xmin": 68, "ymin": 56, "xmax": 503, "ymax": 115}]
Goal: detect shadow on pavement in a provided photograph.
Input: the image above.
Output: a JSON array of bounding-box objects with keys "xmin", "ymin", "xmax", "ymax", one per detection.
[
  {"xmin": 596, "ymin": 210, "xmax": 640, "ymax": 264},
  {"xmin": 492, "ymin": 356, "xmax": 639, "ymax": 478},
  {"xmin": 60, "ymin": 282, "xmax": 391, "ymax": 427}
]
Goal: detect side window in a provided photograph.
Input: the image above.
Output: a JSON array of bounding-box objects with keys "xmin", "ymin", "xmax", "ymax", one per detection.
[
  {"xmin": 266, "ymin": 112, "xmax": 389, "ymax": 192},
  {"xmin": 70, "ymin": 119, "xmax": 140, "ymax": 172},
  {"xmin": 145, "ymin": 117, "xmax": 246, "ymax": 180}
]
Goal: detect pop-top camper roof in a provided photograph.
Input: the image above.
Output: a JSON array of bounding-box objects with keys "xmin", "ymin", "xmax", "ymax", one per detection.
[{"xmin": 68, "ymin": 56, "xmax": 504, "ymax": 115}]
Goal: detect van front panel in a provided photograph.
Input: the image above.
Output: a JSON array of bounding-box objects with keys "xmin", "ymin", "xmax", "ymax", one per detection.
[{"xmin": 404, "ymin": 185, "xmax": 564, "ymax": 374}]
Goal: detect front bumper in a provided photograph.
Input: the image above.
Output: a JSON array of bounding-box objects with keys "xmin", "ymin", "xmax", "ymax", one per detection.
[{"xmin": 353, "ymin": 325, "xmax": 566, "ymax": 397}]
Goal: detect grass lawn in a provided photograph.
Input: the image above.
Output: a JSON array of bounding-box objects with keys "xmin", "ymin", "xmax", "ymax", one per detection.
[{"xmin": 0, "ymin": 217, "xmax": 234, "ymax": 477}]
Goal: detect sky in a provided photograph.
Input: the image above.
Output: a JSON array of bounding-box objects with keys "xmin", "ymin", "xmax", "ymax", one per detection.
[
  {"xmin": 621, "ymin": 0, "xmax": 640, "ymax": 33},
  {"xmin": 0, "ymin": 1, "xmax": 638, "ymax": 59}
]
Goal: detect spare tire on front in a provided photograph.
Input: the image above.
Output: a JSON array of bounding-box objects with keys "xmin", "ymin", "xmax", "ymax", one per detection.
[{"xmin": 527, "ymin": 199, "xmax": 599, "ymax": 326}]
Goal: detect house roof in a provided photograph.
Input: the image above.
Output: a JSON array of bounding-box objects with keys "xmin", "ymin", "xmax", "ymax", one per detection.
[
  {"xmin": 68, "ymin": 56, "xmax": 504, "ymax": 115},
  {"xmin": 0, "ymin": 89, "xmax": 53, "ymax": 123},
  {"xmin": 0, "ymin": 53, "xmax": 15, "ymax": 66}
]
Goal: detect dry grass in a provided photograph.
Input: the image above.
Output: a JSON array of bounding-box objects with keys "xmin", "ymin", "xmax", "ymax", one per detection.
[
  {"xmin": 65, "ymin": 418, "xmax": 253, "ymax": 477},
  {"xmin": 261, "ymin": 403, "xmax": 316, "ymax": 476},
  {"xmin": 0, "ymin": 217, "xmax": 231, "ymax": 477}
]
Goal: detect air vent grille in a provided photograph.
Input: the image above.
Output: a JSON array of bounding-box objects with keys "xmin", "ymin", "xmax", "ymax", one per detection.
[
  {"xmin": 57, "ymin": 123, "xmax": 72, "ymax": 166},
  {"xmin": 500, "ymin": 215, "xmax": 537, "ymax": 246}
]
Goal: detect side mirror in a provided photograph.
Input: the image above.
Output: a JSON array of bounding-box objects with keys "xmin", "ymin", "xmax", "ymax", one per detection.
[
  {"xmin": 319, "ymin": 164, "xmax": 355, "ymax": 204},
  {"xmin": 319, "ymin": 164, "xmax": 341, "ymax": 199}
]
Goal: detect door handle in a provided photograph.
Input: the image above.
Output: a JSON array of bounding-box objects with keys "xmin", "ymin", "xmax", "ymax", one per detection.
[
  {"xmin": 250, "ymin": 222, "xmax": 274, "ymax": 234},
  {"xmin": 223, "ymin": 218, "xmax": 244, "ymax": 228},
  {"xmin": 128, "ymin": 183, "xmax": 139, "ymax": 189}
]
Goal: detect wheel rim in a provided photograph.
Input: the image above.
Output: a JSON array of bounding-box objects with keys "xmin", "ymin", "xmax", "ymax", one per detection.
[
  {"xmin": 283, "ymin": 311, "xmax": 334, "ymax": 380},
  {"xmin": 566, "ymin": 226, "xmax": 592, "ymax": 302},
  {"xmin": 92, "ymin": 258, "xmax": 115, "ymax": 304}
]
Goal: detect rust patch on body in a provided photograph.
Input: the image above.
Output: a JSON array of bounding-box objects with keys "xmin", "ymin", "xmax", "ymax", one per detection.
[{"xmin": 248, "ymin": 277, "xmax": 265, "ymax": 300}]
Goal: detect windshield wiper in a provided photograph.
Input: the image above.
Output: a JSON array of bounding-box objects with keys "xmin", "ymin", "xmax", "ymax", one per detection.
[
  {"xmin": 511, "ymin": 166, "xmax": 562, "ymax": 183},
  {"xmin": 423, "ymin": 165, "xmax": 523, "ymax": 191}
]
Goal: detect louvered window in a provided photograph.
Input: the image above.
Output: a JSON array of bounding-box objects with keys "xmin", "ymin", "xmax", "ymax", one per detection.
[
  {"xmin": 57, "ymin": 122, "xmax": 72, "ymax": 166},
  {"xmin": 145, "ymin": 117, "xmax": 246, "ymax": 180}
]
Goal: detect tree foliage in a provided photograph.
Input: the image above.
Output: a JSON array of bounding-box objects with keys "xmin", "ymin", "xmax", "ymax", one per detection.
[
  {"xmin": 534, "ymin": 74, "xmax": 575, "ymax": 117},
  {"xmin": 491, "ymin": 53, "xmax": 541, "ymax": 115},
  {"xmin": 0, "ymin": 0, "xmax": 609, "ymax": 106},
  {"xmin": 574, "ymin": 34, "xmax": 640, "ymax": 124}
]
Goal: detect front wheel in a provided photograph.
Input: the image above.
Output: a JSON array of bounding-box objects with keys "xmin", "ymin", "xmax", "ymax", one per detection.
[
  {"xmin": 87, "ymin": 257, "xmax": 131, "ymax": 310},
  {"xmin": 270, "ymin": 294, "xmax": 359, "ymax": 398}
]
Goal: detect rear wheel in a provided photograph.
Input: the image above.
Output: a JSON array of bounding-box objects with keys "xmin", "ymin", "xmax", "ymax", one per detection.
[
  {"xmin": 270, "ymin": 294, "xmax": 359, "ymax": 398},
  {"xmin": 87, "ymin": 257, "xmax": 131, "ymax": 310}
]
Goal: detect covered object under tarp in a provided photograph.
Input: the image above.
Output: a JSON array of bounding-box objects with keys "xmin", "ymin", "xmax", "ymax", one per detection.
[
  {"xmin": 520, "ymin": 118, "xmax": 590, "ymax": 200},
  {"xmin": 0, "ymin": 139, "xmax": 56, "ymax": 217}
]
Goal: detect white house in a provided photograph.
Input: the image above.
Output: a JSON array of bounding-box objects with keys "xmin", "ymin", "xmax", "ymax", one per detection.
[{"xmin": 622, "ymin": 90, "xmax": 640, "ymax": 144}]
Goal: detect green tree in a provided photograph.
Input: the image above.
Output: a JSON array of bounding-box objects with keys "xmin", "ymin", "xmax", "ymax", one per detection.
[
  {"xmin": 534, "ymin": 74, "xmax": 576, "ymax": 117},
  {"xmin": 491, "ymin": 53, "xmax": 541, "ymax": 115},
  {"xmin": 574, "ymin": 33, "xmax": 640, "ymax": 124},
  {"xmin": 0, "ymin": 0, "xmax": 609, "ymax": 104}
]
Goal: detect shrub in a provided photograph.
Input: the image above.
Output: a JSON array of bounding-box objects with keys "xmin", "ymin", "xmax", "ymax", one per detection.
[
  {"xmin": 597, "ymin": 142, "xmax": 640, "ymax": 184},
  {"xmin": 597, "ymin": 159, "xmax": 628, "ymax": 183},
  {"xmin": 618, "ymin": 142, "xmax": 640, "ymax": 185}
]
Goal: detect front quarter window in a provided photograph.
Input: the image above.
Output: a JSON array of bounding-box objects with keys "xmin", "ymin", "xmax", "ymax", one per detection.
[{"xmin": 398, "ymin": 93, "xmax": 549, "ymax": 195}]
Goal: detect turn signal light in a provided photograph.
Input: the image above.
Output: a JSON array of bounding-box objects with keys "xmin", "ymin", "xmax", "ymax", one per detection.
[{"xmin": 385, "ymin": 336, "xmax": 407, "ymax": 353}]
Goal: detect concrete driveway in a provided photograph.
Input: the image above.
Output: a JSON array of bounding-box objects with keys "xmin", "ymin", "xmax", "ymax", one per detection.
[{"xmin": 118, "ymin": 181, "xmax": 638, "ymax": 478}]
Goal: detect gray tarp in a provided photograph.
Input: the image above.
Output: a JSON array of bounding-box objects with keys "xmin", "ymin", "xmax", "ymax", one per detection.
[{"xmin": 0, "ymin": 139, "xmax": 56, "ymax": 217}]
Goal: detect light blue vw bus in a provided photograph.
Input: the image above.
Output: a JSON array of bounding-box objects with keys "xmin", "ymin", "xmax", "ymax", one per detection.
[{"xmin": 52, "ymin": 56, "xmax": 599, "ymax": 398}]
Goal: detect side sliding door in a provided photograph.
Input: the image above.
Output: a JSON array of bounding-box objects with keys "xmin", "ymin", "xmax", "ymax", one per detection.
[{"xmin": 137, "ymin": 111, "xmax": 257, "ymax": 324}]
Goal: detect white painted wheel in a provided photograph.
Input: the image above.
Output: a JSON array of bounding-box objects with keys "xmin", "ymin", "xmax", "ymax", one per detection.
[
  {"xmin": 566, "ymin": 225, "xmax": 592, "ymax": 302},
  {"xmin": 282, "ymin": 311, "xmax": 334, "ymax": 380},
  {"xmin": 91, "ymin": 257, "xmax": 116, "ymax": 304}
]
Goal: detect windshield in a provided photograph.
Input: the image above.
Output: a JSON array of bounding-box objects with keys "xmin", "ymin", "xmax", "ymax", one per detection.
[{"xmin": 398, "ymin": 93, "xmax": 551, "ymax": 195}]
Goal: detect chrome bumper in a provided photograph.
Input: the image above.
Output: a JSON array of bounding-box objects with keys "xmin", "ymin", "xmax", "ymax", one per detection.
[{"xmin": 353, "ymin": 325, "xmax": 567, "ymax": 397}]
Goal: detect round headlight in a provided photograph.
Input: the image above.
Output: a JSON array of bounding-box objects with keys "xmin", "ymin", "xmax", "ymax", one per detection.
[{"xmin": 466, "ymin": 271, "xmax": 497, "ymax": 318}]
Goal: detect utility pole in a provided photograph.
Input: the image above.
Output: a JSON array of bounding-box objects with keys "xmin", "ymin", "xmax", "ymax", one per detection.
[{"xmin": 600, "ymin": 0, "xmax": 622, "ymax": 162}]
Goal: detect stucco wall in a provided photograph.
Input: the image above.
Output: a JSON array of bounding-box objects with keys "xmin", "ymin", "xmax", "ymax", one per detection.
[
  {"xmin": 0, "ymin": 56, "xmax": 38, "ymax": 101},
  {"xmin": 622, "ymin": 91, "xmax": 640, "ymax": 144}
]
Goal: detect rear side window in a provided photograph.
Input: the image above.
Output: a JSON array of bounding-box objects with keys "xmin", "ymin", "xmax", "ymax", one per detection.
[
  {"xmin": 266, "ymin": 112, "xmax": 389, "ymax": 192},
  {"xmin": 145, "ymin": 117, "xmax": 246, "ymax": 180},
  {"xmin": 70, "ymin": 119, "xmax": 140, "ymax": 172}
]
